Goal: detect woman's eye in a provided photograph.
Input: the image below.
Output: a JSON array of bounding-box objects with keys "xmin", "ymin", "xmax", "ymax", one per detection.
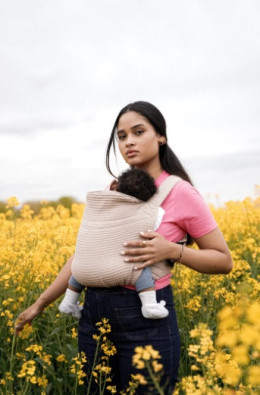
[
  {"xmin": 135, "ymin": 130, "xmax": 144, "ymax": 136},
  {"xmin": 118, "ymin": 135, "xmax": 126, "ymax": 141}
]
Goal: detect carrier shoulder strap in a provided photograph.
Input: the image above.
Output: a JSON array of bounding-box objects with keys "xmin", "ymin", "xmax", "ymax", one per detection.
[
  {"xmin": 150, "ymin": 175, "xmax": 187, "ymax": 244},
  {"xmin": 150, "ymin": 175, "xmax": 181, "ymax": 207}
]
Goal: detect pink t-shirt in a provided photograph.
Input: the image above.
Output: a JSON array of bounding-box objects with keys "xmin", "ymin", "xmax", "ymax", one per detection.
[{"xmin": 126, "ymin": 170, "xmax": 217, "ymax": 290}]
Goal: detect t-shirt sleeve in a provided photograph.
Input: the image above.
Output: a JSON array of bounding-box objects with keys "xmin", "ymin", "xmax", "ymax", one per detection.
[{"xmin": 169, "ymin": 181, "xmax": 218, "ymax": 238}]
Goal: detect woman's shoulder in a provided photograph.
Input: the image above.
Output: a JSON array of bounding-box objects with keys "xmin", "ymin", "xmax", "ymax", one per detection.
[
  {"xmin": 162, "ymin": 176, "xmax": 217, "ymax": 237},
  {"xmin": 157, "ymin": 171, "xmax": 196, "ymax": 193},
  {"xmin": 165, "ymin": 179, "xmax": 209, "ymax": 213},
  {"xmin": 158, "ymin": 172, "xmax": 200, "ymax": 201},
  {"xmin": 174, "ymin": 179, "xmax": 203, "ymax": 199}
]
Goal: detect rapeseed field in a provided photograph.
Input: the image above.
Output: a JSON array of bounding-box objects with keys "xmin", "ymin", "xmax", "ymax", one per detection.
[{"xmin": 0, "ymin": 194, "xmax": 259, "ymax": 394}]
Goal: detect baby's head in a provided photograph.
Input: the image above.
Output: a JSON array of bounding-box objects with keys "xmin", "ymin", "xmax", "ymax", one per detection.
[{"xmin": 116, "ymin": 168, "xmax": 157, "ymax": 202}]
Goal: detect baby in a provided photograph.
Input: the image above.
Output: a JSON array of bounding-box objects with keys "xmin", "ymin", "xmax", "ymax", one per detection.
[{"xmin": 59, "ymin": 168, "xmax": 169, "ymax": 320}]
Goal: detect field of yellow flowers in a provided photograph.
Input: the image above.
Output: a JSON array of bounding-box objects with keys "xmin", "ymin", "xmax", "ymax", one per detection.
[{"xmin": 0, "ymin": 194, "xmax": 259, "ymax": 394}]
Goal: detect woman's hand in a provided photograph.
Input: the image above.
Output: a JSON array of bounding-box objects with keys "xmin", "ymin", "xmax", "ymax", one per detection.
[
  {"xmin": 121, "ymin": 228, "xmax": 233, "ymax": 274},
  {"xmin": 15, "ymin": 299, "xmax": 45, "ymax": 335},
  {"xmin": 15, "ymin": 253, "xmax": 74, "ymax": 335},
  {"xmin": 121, "ymin": 231, "xmax": 179, "ymax": 270}
]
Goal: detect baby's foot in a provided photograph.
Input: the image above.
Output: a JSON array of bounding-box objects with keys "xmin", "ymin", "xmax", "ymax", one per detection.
[
  {"xmin": 58, "ymin": 300, "xmax": 83, "ymax": 319},
  {"xmin": 141, "ymin": 300, "xmax": 169, "ymax": 319}
]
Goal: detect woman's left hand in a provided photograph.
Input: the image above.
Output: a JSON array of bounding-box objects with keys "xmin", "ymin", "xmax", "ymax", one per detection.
[{"xmin": 121, "ymin": 231, "xmax": 176, "ymax": 270}]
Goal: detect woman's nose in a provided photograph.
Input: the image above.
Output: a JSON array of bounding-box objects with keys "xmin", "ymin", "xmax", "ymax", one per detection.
[{"xmin": 125, "ymin": 136, "xmax": 135, "ymax": 146}]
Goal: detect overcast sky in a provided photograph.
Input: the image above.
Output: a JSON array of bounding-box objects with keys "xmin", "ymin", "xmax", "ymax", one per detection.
[{"xmin": 0, "ymin": 0, "xmax": 259, "ymax": 206}]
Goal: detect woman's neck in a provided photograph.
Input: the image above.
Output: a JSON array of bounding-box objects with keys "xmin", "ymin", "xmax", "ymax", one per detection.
[{"xmin": 134, "ymin": 163, "xmax": 163, "ymax": 180}]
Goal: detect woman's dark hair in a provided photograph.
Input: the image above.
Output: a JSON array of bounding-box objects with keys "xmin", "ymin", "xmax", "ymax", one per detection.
[{"xmin": 106, "ymin": 101, "xmax": 194, "ymax": 244}]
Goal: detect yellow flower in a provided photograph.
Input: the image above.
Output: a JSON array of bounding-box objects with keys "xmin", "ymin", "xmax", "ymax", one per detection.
[
  {"xmin": 239, "ymin": 324, "xmax": 259, "ymax": 346},
  {"xmin": 216, "ymin": 330, "xmax": 238, "ymax": 348},
  {"xmin": 71, "ymin": 327, "xmax": 77, "ymax": 338},
  {"xmin": 246, "ymin": 302, "xmax": 260, "ymax": 324},
  {"xmin": 101, "ymin": 341, "xmax": 117, "ymax": 356},
  {"xmin": 247, "ymin": 365, "xmax": 260, "ymax": 386},
  {"xmin": 4, "ymin": 372, "xmax": 13, "ymax": 381},
  {"xmin": 144, "ymin": 345, "xmax": 161, "ymax": 359},
  {"xmin": 232, "ymin": 345, "xmax": 250, "ymax": 365},
  {"xmin": 26, "ymin": 344, "xmax": 43, "ymax": 353},
  {"xmin": 17, "ymin": 360, "xmax": 36, "ymax": 378},
  {"xmin": 30, "ymin": 376, "xmax": 37, "ymax": 384},
  {"xmin": 142, "ymin": 350, "xmax": 150, "ymax": 360},
  {"xmin": 17, "ymin": 323, "xmax": 34, "ymax": 339},
  {"xmin": 20, "ymin": 204, "xmax": 34, "ymax": 220},
  {"xmin": 152, "ymin": 360, "xmax": 163, "ymax": 372},
  {"xmin": 37, "ymin": 375, "xmax": 48, "ymax": 388},
  {"xmin": 56, "ymin": 354, "xmax": 67, "ymax": 363},
  {"xmin": 131, "ymin": 373, "xmax": 147, "ymax": 385},
  {"xmin": 6, "ymin": 196, "xmax": 20, "ymax": 208},
  {"xmin": 2, "ymin": 298, "xmax": 14, "ymax": 306},
  {"xmin": 106, "ymin": 385, "xmax": 117, "ymax": 393}
]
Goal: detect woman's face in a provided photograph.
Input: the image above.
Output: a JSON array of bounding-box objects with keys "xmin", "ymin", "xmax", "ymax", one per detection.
[{"xmin": 116, "ymin": 111, "xmax": 163, "ymax": 173}]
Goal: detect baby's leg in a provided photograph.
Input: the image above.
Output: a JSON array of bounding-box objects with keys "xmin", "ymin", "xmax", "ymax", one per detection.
[
  {"xmin": 58, "ymin": 276, "xmax": 84, "ymax": 319},
  {"xmin": 136, "ymin": 268, "xmax": 169, "ymax": 319}
]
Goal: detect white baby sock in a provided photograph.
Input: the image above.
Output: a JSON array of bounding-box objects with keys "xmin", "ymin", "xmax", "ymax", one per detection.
[
  {"xmin": 139, "ymin": 290, "xmax": 169, "ymax": 319},
  {"xmin": 58, "ymin": 289, "xmax": 82, "ymax": 319}
]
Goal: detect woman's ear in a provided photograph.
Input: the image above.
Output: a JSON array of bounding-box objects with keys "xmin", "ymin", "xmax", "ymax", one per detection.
[{"xmin": 158, "ymin": 138, "xmax": 166, "ymax": 145}]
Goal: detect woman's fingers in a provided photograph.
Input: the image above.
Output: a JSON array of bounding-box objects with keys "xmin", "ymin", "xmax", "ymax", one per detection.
[
  {"xmin": 139, "ymin": 231, "xmax": 158, "ymax": 239},
  {"xmin": 133, "ymin": 261, "xmax": 154, "ymax": 270},
  {"xmin": 121, "ymin": 246, "xmax": 150, "ymax": 256},
  {"xmin": 123, "ymin": 231, "xmax": 158, "ymax": 248},
  {"xmin": 123, "ymin": 240, "xmax": 149, "ymax": 248},
  {"xmin": 122, "ymin": 231, "xmax": 173, "ymax": 267},
  {"xmin": 15, "ymin": 316, "xmax": 28, "ymax": 333},
  {"xmin": 123, "ymin": 254, "xmax": 151, "ymax": 263},
  {"xmin": 15, "ymin": 303, "xmax": 42, "ymax": 334}
]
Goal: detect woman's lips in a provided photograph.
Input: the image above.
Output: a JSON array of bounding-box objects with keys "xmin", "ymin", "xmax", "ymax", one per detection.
[{"xmin": 126, "ymin": 150, "xmax": 138, "ymax": 158}]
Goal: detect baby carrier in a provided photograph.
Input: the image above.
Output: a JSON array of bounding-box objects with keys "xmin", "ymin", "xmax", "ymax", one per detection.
[{"xmin": 71, "ymin": 175, "xmax": 184, "ymax": 287}]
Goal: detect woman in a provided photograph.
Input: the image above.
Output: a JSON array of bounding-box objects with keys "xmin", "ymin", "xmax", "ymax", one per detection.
[{"xmin": 16, "ymin": 101, "xmax": 233, "ymax": 394}]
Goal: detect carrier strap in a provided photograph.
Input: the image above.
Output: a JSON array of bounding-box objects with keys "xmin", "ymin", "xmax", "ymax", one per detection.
[
  {"xmin": 150, "ymin": 175, "xmax": 181, "ymax": 207},
  {"xmin": 150, "ymin": 175, "xmax": 187, "ymax": 244}
]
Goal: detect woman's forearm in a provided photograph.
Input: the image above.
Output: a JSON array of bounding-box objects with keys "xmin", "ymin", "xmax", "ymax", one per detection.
[
  {"xmin": 169, "ymin": 228, "xmax": 233, "ymax": 274},
  {"xmin": 15, "ymin": 254, "xmax": 75, "ymax": 334},
  {"xmin": 171, "ymin": 244, "xmax": 233, "ymax": 274},
  {"xmin": 36, "ymin": 254, "xmax": 74, "ymax": 308}
]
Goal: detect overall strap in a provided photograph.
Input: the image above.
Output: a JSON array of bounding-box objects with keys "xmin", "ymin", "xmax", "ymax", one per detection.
[{"xmin": 150, "ymin": 175, "xmax": 181, "ymax": 207}]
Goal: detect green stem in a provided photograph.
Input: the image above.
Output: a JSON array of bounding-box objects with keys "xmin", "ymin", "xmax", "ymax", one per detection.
[
  {"xmin": 74, "ymin": 375, "xmax": 78, "ymax": 395},
  {"xmin": 9, "ymin": 330, "xmax": 16, "ymax": 382},
  {"xmin": 22, "ymin": 378, "xmax": 30, "ymax": 394},
  {"xmin": 99, "ymin": 371, "xmax": 102, "ymax": 395},
  {"xmin": 86, "ymin": 337, "xmax": 101, "ymax": 395},
  {"xmin": 101, "ymin": 371, "xmax": 108, "ymax": 394},
  {"xmin": 145, "ymin": 361, "xmax": 164, "ymax": 395}
]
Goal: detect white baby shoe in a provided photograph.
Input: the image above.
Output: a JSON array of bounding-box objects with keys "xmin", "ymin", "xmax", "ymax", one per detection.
[
  {"xmin": 59, "ymin": 300, "xmax": 83, "ymax": 319},
  {"xmin": 141, "ymin": 300, "xmax": 169, "ymax": 319},
  {"xmin": 139, "ymin": 290, "xmax": 169, "ymax": 319},
  {"xmin": 58, "ymin": 288, "xmax": 83, "ymax": 319}
]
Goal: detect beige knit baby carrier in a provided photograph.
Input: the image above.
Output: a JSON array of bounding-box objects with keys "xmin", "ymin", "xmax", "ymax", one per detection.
[{"xmin": 71, "ymin": 175, "xmax": 183, "ymax": 287}]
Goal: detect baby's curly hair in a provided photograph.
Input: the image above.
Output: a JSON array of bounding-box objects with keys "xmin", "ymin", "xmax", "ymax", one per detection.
[{"xmin": 116, "ymin": 168, "xmax": 157, "ymax": 202}]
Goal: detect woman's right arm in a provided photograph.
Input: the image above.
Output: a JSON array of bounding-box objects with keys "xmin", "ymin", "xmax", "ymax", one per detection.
[{"xmin": 15, "ymin": 253, "xmax": 74, "ymax": 334}]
